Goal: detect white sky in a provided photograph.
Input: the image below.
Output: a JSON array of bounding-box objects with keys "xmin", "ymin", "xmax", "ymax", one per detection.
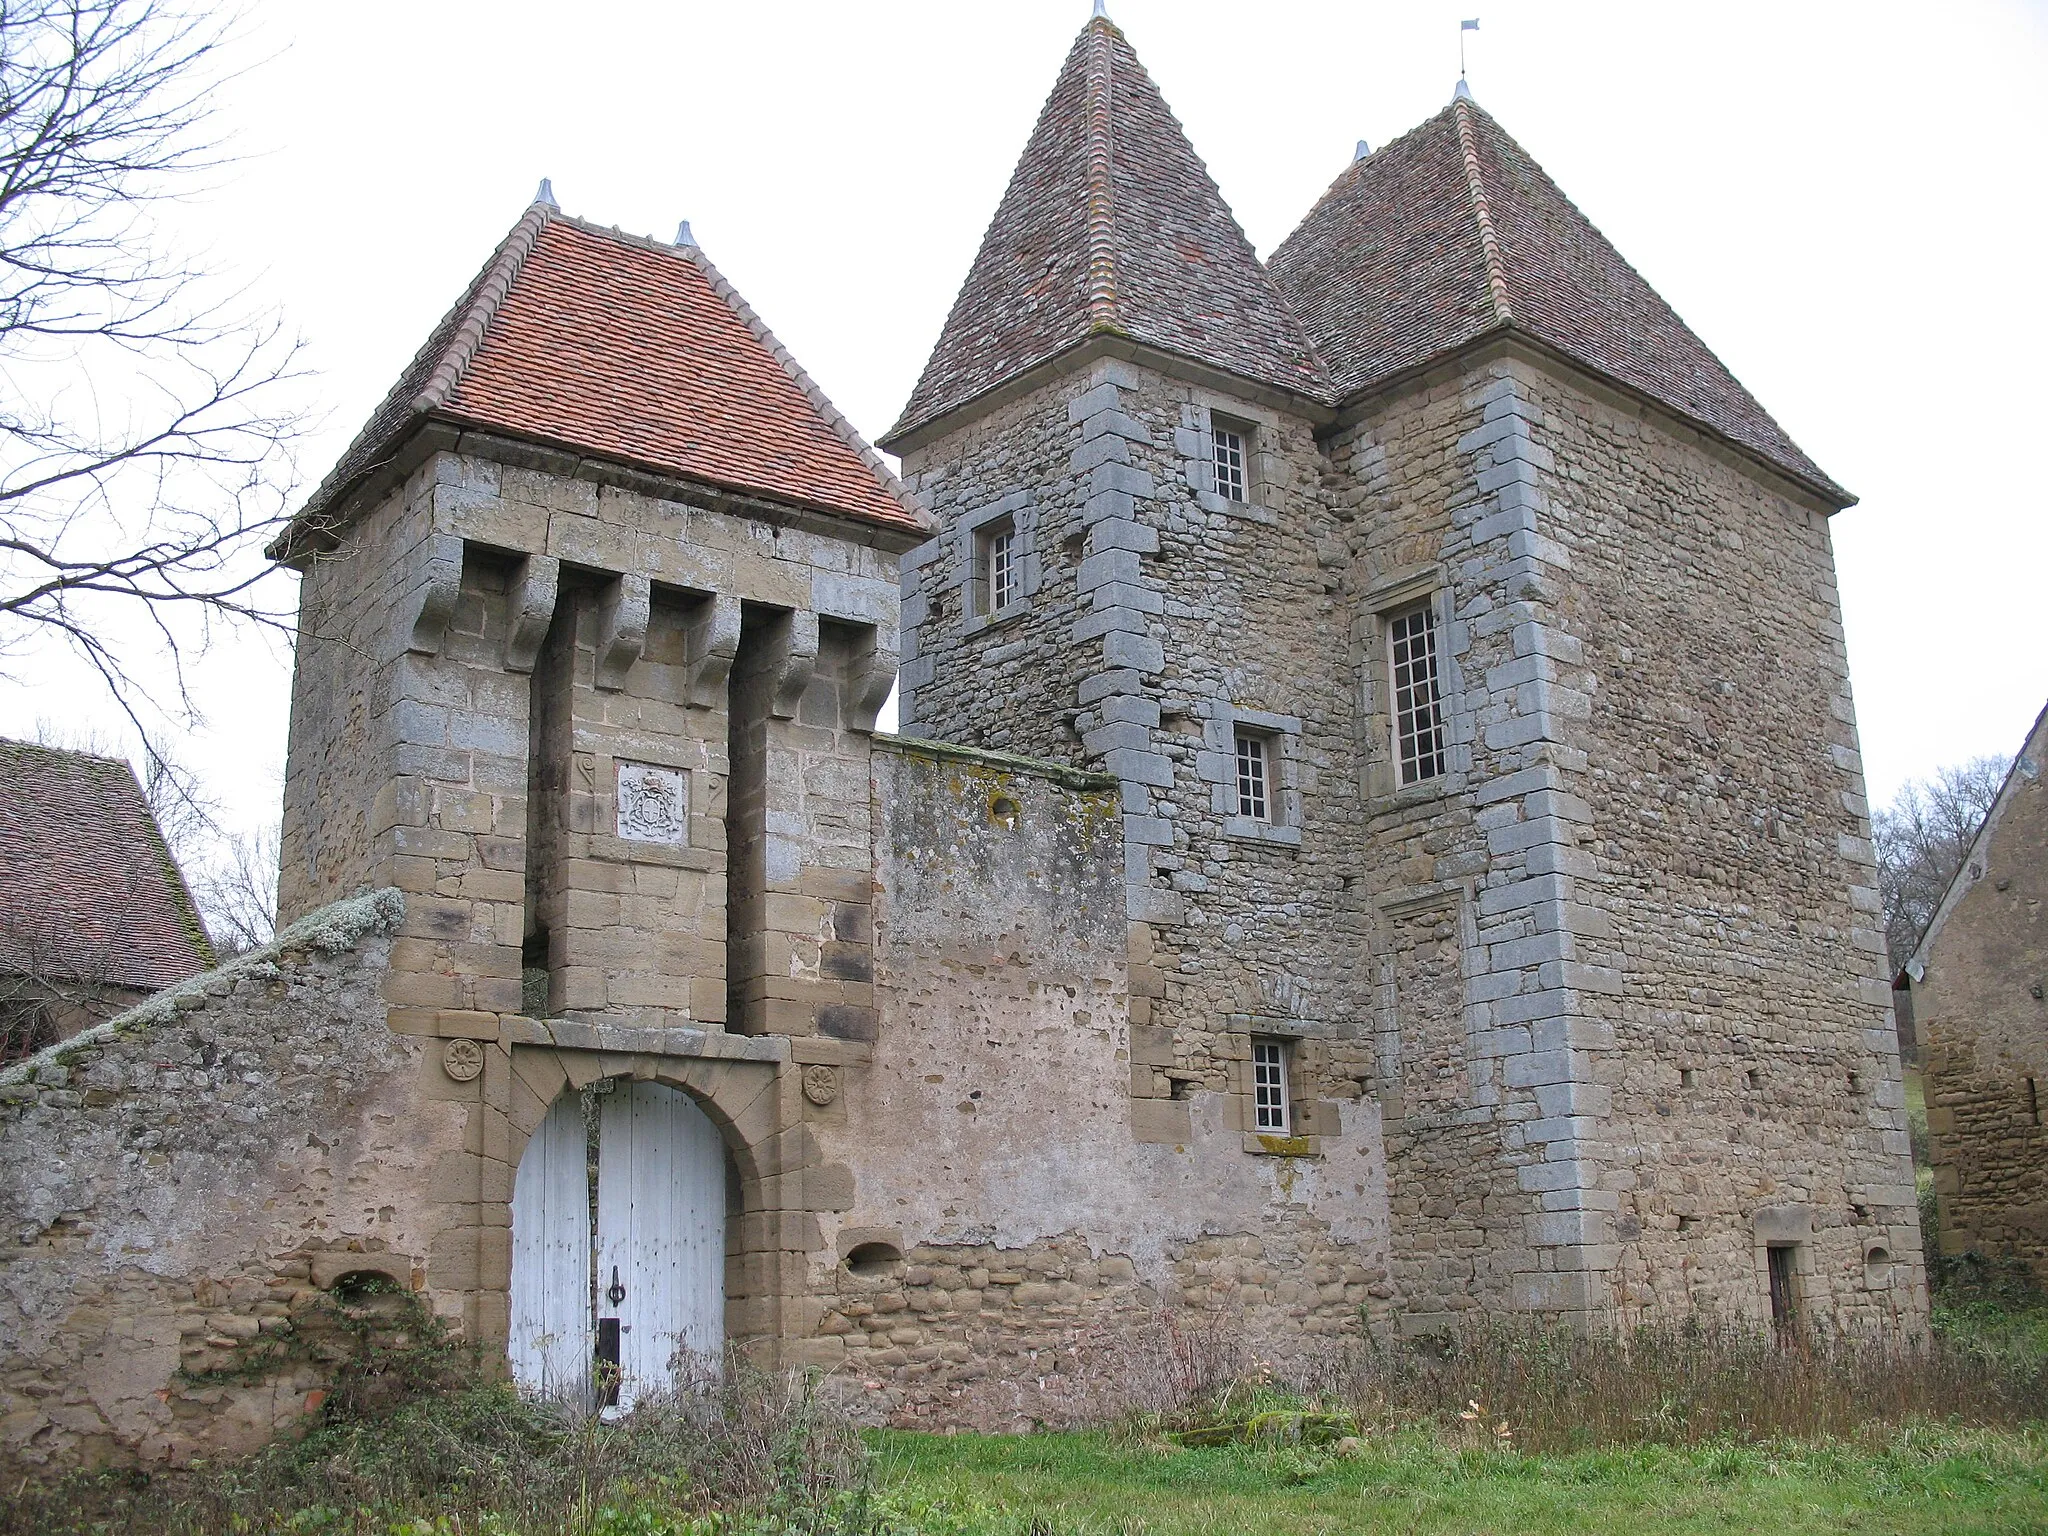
[{"xmin": 5, "ymin": 0, "xmax": 2045, "ymax": 846}]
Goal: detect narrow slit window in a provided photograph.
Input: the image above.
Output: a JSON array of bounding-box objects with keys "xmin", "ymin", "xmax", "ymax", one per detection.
[
  {"xmin": 1213, "ymin": 424, "xmax": 1248, "ymax": 504},
  {"xmin": 1388, "ymin": 602, "xmax": 1446, "ymax": 785},
  {"xmin": 1235, "ymin": 731, "xmax": 1269, "ymax": 821},
  {"xmin": 1766, "ymin": 1244, "xmax": 1799, "ymax": 1342},
  {"xmin": 1252, "ymin": 1038, "xmax": 1290, "ymax": 1132}
]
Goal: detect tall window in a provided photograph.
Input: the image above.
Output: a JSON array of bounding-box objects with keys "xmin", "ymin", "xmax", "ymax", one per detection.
[
  {"xmin": 1234, "ymin": 731, "xmax": 1269, "ymax": 821},
  {"xmin": 976, "ymin": 518, "xmax": 1018, "ymax": 615},
  {"xmin": 1252, "ymin": 1038, "xmax": 1291, "ymax": 1131},
  {"xmin": 1389, "ymin": 603, "xmax": 1446, "ymax": 785},
  {"xmin": 1213, "ymin": 423, "xmax": 1248, "ymax": 503}
]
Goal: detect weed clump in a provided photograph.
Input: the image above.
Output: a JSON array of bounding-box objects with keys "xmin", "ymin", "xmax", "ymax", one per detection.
[{"xmin": 5, "ymin": 1353, "xmax": 878, "ymax": 1536}]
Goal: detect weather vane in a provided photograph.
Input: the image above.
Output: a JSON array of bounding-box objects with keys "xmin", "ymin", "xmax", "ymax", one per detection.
[{"xmin": 1460, "ymin": 17, "xmax": 1479, "ymax": 82}]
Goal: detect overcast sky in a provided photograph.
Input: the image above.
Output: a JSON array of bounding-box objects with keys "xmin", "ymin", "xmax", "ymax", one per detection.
[{"xmin": 5, "ymin": 0, "xmax": 2044, "ymax": 853}]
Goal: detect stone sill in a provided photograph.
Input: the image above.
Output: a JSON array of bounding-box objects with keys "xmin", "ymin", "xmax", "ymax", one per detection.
[
  {"xmin": 1223, "ymin": 816, "xmax": 1301, "ymax": 849},
  {"xmin": 959, "ymin": 603, "xmax": 1029, "ymax": 637},
  {"xmin": 1197, "ymin": 488, "xmax": 1278, "ymax": 525},
  {"xmin": 1242, "ymin": 1132, "xmax": 1322, "ymax": 1158},
  {"xmin": 1363, "ymin": 778, "xmax": 1457, "ymax": 819}
]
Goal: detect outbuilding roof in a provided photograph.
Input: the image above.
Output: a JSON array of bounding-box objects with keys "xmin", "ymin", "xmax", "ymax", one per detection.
[
  {"xmin": 274, "ymin": 207, "xmax": 926, "ymax": 560},
  {"xmin": 0, "ymin": 741, "xmax": 213, "ymax": 994}
]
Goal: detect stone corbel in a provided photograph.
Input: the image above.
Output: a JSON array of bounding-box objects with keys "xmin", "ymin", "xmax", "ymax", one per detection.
[
  {"xmin": 503, "ymin": 554, "xmax": 561, "ymax": 674},
  {"xmin": 594, "ymin": 572, "xmax": 650, "ymax": 692},
  {"xmin": 401, "ymin": 532, "xmax": 465, "ymax": 656},
  {"xmin": 685, "ymin": 591, "xmax": 742, "ymax": 710},
  {"xmin": 768, "ymin": 608, "xmax": 819, "ymax": 721},
  {"xmin": 841, "ymin": 624, "xmax": 899, "ymax": 735}
]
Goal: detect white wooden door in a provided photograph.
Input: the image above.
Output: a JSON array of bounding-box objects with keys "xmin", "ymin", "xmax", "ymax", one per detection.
[
  {"xmin": 508, "ymin": 1091, "xmax": 591, "ymax": 1400},
  {"xmin": 596, "ymin": 1081, "xmax": 726, "ymax": 1408}
]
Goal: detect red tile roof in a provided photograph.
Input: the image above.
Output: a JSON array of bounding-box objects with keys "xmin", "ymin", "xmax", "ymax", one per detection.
[
  {"xmin": 0, "ymin": 741, "xmax": 213, "ymax": 994},
  {"xmin": 1270, "ymin": 98, "xmax": 1850, "ymax": 506},
  {"xmin": 278, "ymin": 210, "xmax": 925, "ymax": 557},
  {"xmin": 883, "ymin": 16, "xmax": 1331, "ymax": 447}
]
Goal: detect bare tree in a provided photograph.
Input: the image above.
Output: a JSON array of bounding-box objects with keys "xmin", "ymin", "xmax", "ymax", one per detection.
[
  {"xmin": 188, "ymin": 818, "xmax": 276, "ymax": 955},
  {"xmin": 0, "ymin": 0, "xmax": 305, "ymax": 732},
  {"xmin": 1874, "ymin": 755, "xmax": 2010, "ymax": 972}
]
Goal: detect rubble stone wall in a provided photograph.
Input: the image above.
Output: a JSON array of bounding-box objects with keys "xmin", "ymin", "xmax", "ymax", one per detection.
[
  {"xmin": 817, "ymin": 737, "xmax": 1391, "ymax": 1429},
  {"xmin": 0, "ymin": 892, "xmax": 444, "ymax": 1477}
]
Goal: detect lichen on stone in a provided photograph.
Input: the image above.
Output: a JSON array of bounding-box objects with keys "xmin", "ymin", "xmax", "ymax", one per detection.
[{"xmin": 0, "ymin": 888, "xmax": 405, "ymax": 1089}]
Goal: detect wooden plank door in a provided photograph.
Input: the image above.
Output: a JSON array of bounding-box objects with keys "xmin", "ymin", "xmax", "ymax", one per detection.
[
  {"xmin": 596, "ymin": 1081, "xmax": 726, "ymax": 1408},
  {"xmin": 508, "ymin": 1091, "xmax": 592, "ymax": 1400}
]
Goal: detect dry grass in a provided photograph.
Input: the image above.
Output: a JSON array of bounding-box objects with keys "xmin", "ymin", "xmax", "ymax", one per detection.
[{"xmin": 1075, "ymin": 1309, "xmax": 2047, "ymax": 1454}]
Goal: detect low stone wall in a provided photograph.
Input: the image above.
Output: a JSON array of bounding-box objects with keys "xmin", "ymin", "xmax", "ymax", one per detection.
[{"xmin": 0, "ymin": 891, "xmax": 436, "ymax": 1477}]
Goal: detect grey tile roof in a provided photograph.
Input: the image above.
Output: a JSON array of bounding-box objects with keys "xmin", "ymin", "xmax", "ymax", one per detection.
[
  {"xmin": 0, "ymin": 741, "xmax": 213, "ymax": 992},
  {"xmin": 1269, "ymin": 98, "xmax": 1850, "ymax": 506},
  {"xmin": 883, "ymin": 16, "xmax": 1332, "ymax": 446}
]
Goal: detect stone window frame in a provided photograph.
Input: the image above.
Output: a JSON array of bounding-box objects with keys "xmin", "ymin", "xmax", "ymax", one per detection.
[
  {"xmin": 1199, "ymin": 702, "xmax": 1302, "ymax": 847},
  {"xmin": 955, "ymin": 491, "xmax": 1040, "ymax": 634},
  {"xmin": 1251, "ymin": 1035, "xmax": 1292, "ymax": 1131},
  {"xmin": 1359, "ymin": 564, "xmax": 1469, "ymax": 806},
  {"xmin": 1180, "ymin": 395, "xmax": 1282, "ymax": 524},
  {"xmin": 1230, "ymin": 1014, "xmax": 1326, "ymax": 1154}
]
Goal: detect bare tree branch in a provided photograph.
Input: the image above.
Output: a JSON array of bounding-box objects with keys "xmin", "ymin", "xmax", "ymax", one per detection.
[
  {"xmin": 0, "ymin": 0, "xmax": 306, "ymax": 726},
  {"xmin": 1874, "ymin": 755, "xmax": 2011, "ymax": 972}
]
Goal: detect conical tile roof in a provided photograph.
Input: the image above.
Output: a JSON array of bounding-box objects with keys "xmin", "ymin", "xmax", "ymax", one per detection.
[
  {"xmin": 884, "ymin": 16, "xmax": 1331, "ymax": 447},
  {"xmin": 1270, "ymin": 97, "xmax": 1848, "ymax": 505},
  {"xmin": 275, "ymin": 204, "xmax": 926, "ymax": 560}
]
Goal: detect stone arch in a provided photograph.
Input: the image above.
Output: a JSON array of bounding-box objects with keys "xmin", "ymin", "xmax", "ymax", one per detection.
[{"xmin": 480, "ymin": 1043, "xmax": 817, "ymax": 1367}]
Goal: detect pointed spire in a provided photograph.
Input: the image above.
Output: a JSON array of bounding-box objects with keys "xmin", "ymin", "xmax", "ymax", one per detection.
[
  {"xmin": 674, "ymin": 219, "xmax": 696, "ymax": 248},
  {"xmin": 1269, "ymin": 98, "xmax": 1850, "ymax": 506},
  {"xmin": 534, "ymin": 177, "xmax": 558, "ymax": 209},
  {"xmin": 1092, "ymin": 0, "xmax": 1107, "ymax": 17},
  {"xmin": 1354, "ymin": 139, "xmax": 1371, "ymax": 161},
  {"xmin": 885, "ymin": 15, "xmax": 1328, "ymax": 445},
  {"xmin": 1453, "ymin": 78, "xmax": 1472, "ymax": 100}
]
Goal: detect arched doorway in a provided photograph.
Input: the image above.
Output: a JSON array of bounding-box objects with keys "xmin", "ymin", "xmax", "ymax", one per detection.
[{"xmin": 509, "ymin": 1080, "xmax": 726, "ymax": 1408}]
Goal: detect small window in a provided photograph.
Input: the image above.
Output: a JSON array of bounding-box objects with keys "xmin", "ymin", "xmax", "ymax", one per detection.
[
  {"xmin": 975, "ymin": 517, "xmax": 1019, "ymax": 616},
  {"xmin": 1212, "ymin": 421, "xmax": 1249, "ymax": 504},
  {"xmin": 1766, "ymin": 1244, "xmax": 1799, "ymax": 1342},
  {"xmin": 1234, "ymin": 731, "xmax": 1270, "ymax": 822},
  {"xmin": 1252, "ymin": 1038, "xmax": 1290, "ymax": 1132},
  {"xmin": 1388, "ymin": 603, "xmax": 1446, "ymax": 786}
]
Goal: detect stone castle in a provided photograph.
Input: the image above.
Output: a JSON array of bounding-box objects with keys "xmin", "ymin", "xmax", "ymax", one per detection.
[{"xmin": 0, "ymin": 12, "xmax": 1924, "ymax": 1468}]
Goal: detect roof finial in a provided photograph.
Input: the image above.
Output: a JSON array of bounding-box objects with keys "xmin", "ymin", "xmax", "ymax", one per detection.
[
  {"xmin": 674, "ymin": 219, "xmax": 696, "ymax": 248},
  {"xmin": 1092, "ymin": 0, "xmax": 1107, "ymax": 17},
  {"xmin": 1354, "ymin": 139, "xmax": 1371, "ymax": 162},
  {"xmin": 534, "ymin": 177, "xmax": 558, "ymax": 209},
  {"xmin": 1453, "ymin": 77, "xmax": 1472, "ymax": 100}
]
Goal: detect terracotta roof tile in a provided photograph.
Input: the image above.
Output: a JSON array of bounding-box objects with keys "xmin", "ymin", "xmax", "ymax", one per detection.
[
  {"xmin": 278, "ymin": 211, "xmax": 924, "ymax": 557},
  {"xmin": 0, "ymin": 741, "xmax": 212, "ymax": 993},
  {"xmin": 885, "ymin": 17, "xmax": 1330, "ymax": 446},
  {"xmin": 1270, "ymin": 99, "xmax": 1850, "ymax": 505}
]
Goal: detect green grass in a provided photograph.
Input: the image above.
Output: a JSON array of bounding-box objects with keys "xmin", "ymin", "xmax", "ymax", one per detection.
[{"xmin": 870, "ymin": 1426, "xmax": 2048, "ymax": 1535}]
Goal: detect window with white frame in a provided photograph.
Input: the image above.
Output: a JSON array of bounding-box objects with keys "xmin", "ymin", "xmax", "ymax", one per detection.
[
  {"xmin": 1252, "ymin": 1038, "xmax": 1291, "ymax": 1131},
  {"xmin": 1234, "ymin": 730, "xmax": 1270, "ymax": 821},
  {"xmin": 976, "ymin": 517, "xmax": 1019, "ymax": 616},
  {"xmin": 1388, "ymin": 602, "xmax": 1446, "ymax": 786},
  {"xmin": 1212, "ymin": 420, "xmax": 1249, "ymax": 504}
]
